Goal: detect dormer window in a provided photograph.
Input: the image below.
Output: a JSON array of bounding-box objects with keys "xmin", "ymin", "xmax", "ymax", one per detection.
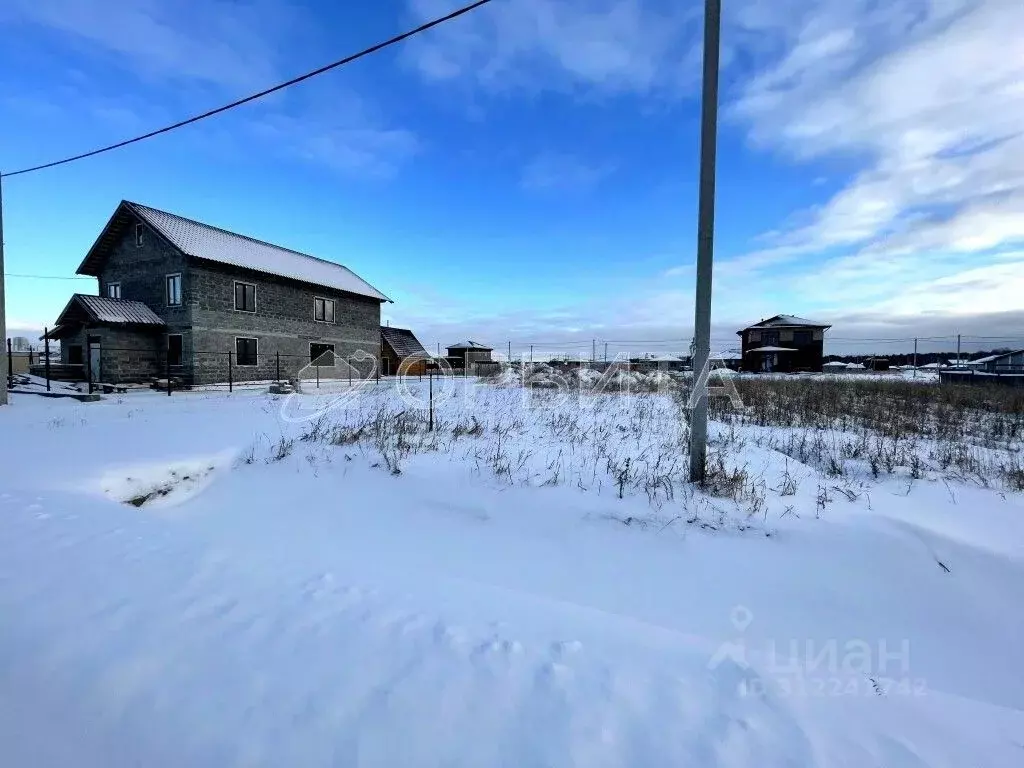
[
  {"xmin": 106, "ymin": 282, "xmax": 121, "ymax": 299},
  {"xmin": 135, "ymin": 223, "xmax": 144, "ymax": 248}
]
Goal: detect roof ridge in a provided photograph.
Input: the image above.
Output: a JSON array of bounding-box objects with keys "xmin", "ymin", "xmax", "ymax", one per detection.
[{"xmin": 125, "ymin": 200, "xmax": 363, "ymax": 276}]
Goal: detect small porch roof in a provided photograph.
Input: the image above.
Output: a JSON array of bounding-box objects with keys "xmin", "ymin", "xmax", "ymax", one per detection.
[
  {"xmin": 746, "ymin": 346, "xmax": 799, "ymax": 354},
  {"xmin": 48, "ymin": 294, "xmax": 166, "ymax": 337}
]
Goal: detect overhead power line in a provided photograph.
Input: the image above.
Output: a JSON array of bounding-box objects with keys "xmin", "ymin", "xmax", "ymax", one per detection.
[
  {"xmin": 0, "ymin": 0, "xmax": 495, "ymax": 179},
  {"xmin": 4, "ymin": 273, "xmax": 94, "ymax": 280}
]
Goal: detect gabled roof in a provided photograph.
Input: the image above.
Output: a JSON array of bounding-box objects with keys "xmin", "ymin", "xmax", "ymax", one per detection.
[
  {"xmin": 447, "ymin": 340, "xmax": 492, "ymax": 350},
  {"xmin": 54, "ymin": 294, "xmax": 166, "ymax": 329},
  {"xmin": 738, "ymin": 314, "xmax": 832, "ymax": 333},
  {"xmin": 381, "ymin": 327, "xmax": 428, "ymax": 359},
  {"xmin": 984, "ymin": 349, "xmax": 1024, "ymax": 362},
  {"xmin": 77, "ymin": 201, "xmax": 390, "ymax": 302}
]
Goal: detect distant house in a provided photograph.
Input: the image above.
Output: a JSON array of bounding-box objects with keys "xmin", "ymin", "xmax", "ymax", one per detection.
[
  {"xmin": 380, "ymin": 326, "xmax": 429, "ymax": 376},
  {"xmin": 446, "ymin": 341, "xmax": 493, "ymax": 370},
  {"xmin": 737, "ymin": 315, "xmax": 831, "ymax": 373},
  {"xmin": 711, "ymin": 351, "xmax": 742, "ymax": 371},
  {"xmin": 975, "ymin": 349, "xmax": 1024, "ymax": 373},
  {"xmin": 41, "ymin": 200, "xmax": 391, "ymax": 385},
  {"xmin": 630, "ymin": 354, "xmax": 687, "ymax": 372},
  {"xmin": 822, "ymin": 360, "xmax": 848, "ymax": 371}
]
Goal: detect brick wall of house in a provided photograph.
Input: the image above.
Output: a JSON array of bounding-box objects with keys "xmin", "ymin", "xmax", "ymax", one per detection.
[
  {"xmin": 189, "ymin": 261, "xmax": 382, "ymax": 384},
  {"xmin": 98, "ymin": 220, "xmax": 192, "ymax": 329}
]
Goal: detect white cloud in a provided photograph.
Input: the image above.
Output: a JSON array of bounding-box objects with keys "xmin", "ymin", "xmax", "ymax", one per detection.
[
  {"xmin": 520, "ymin": 152, "xmax": 614, "ymax": 191},
  {"xmin": 729, "ymin": 0, "xmax": 1024, "ymax": 260},
  {"xmin": 406, "ymin": 0, "xmax": 702, "ymax": 94},
  {"xmin": 1, "ymin": 0, "xmax": 301, "ymax": 92}
]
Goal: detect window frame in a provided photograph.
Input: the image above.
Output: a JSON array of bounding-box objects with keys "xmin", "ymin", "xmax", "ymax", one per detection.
[
  {"xmin": 68, "ymin": 345, "xmax": 84, "ymax": 365},
  {"xmin": 234, "ymin": 337, "xmax": 259, "ymax": 367},
  {"xmin": 135, "ymin": 223, "xmax": 144, "ymax": 248},
  {"xmin": 166, "ymin": 273, "xmax": 182, "ymax": 307},
  {"xmin": 106, "ymin": 282, "xmax": 121, "ymax": 299},
  {"xmin": 314, "ymin": 296, "xmax": 336, "ymax": 324},
  {"xmin": 792, "ymin": 330, "xmax": 812, "ymax": 346},
  {"xmin": 233, "ymin": 280, "xmax": 257, "ymax": 313},
  {"xmin": 167, "ymin": 334, "xmax": 183, "ymax": 367},
  {"xmin": 309, "ymin": 342, "xmax": 337, "ymax": 367}
]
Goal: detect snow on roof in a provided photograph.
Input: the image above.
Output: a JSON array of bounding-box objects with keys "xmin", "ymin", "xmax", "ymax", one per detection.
[
  {"xmin": 447, "ymin": 341, "xmax": 493, "ymax": 350},
  {"xmin": 126, "ymin": 202, "xmax": 390, "ymax": 302},
  {"xmin": 746, "ymin": 346, "xmax": 799, "ymax": 353},
  {"xmin": 742, "ymin": 314, "xmax": 831, "ymax": 330},
  {"xmin": 58, "ymin": 294, "xmax": 166, "ymax": 327},
  {"xmin": 712, "ymin": 351, "xmax": 742, "ymax": 360}
]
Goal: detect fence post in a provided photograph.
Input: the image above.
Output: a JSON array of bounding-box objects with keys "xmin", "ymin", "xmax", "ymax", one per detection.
[
  {"xmin": 5, "ymin": 338, "xmax": 12, "ymax": 391},
  {"xmin": 166, "ymin": 349, "xmax": 172, "ymax": 396},
  {"xmin": 43, "ymin": 330, "xmax": 51, "ymax": 392},
  {"xmin": 228, "ymin": 350, "xmax": 233, "ymax": 393},
  {"xmin": 86, "ymin": 344, "xmax": 93, "ymax": 395},
  {"xmin": 315, "ymin": 359, "xmax": 320, "ymax": 389},
  {"xmin": 276, "ymin": 351, "xmax": 281, "ymax": 385},
  {"xmin": 429, "ymin": 367, "xmax": 434, "ymax": 432}
]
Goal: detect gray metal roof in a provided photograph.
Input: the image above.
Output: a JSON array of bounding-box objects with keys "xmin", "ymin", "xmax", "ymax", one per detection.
[
  {"xmin": 447, "ymin": 340, "xmax": 492, "ymax": 350},
  {"xmin": 381, "ymin": 327, "xmax": 428, "ymax": 359},
  {"xmin": 127, "ymin": 202, "xmax": 391, "ymax": 302},
  {"xmin": 741, "ymin": 314, "xmax": 831, "ymax": 331},
  {"xmin": 77, "ymin": 201, "xmax": 390, "ymax": 302},
  {"xmin": 55, "ymin": 294, "xmax": 166, "ymax": 329}
]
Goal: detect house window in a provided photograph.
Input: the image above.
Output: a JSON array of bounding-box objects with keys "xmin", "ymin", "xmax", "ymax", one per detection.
[
  {"xmin": 314, "ymin": 297, "xmax": 336, "ymax": 323},
  {"xmin": 135, "ymin": 224, "xmax": 144, "ymax": 248},
  {"xmin": 166, "ymin": 273, "xmax": 182, "ymax": 306},
  {"xmin": 762, "ymin": 331, "xmax": 780, "ymax": 346},
  {"xmin": 793, "ymin": 330, "xmax": 812, "ymax": 346},
  {"xmin": 310, "ymin": 343, "xmax": 336, "ymax": 366},
  {"xmin": 68, "ymin": 345, "xmax": 84, "ymax": 365},
  {"xmin": 167, "ymin": 335, "xmax": 183, "ymax": 367},
  {"xmin": 106, "ymin": 282, "xmax": 121, "ymax": 299},
  {"xmin": 235, "ymin": 337, "xmax": 258, "ymax": 366},
  {"xmin": 234, "ymin": 281, "xmax": 256, "ymax": 313}
]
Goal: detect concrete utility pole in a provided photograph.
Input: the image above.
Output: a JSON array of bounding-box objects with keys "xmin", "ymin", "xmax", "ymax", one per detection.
[
  {"xmin": 688, "ymin": 0, "xmax": 722, "ymax": 483},
  {"xmin": 956, "ymin": 334, "xmax": 961, "ymax": 368},
  {"xmin": 0, "ymin": 174, "xmax": 8, "ymax": 406}
]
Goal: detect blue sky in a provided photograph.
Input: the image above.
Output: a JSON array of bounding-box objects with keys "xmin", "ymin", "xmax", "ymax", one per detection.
[{"xmin": 1, "ymin": 0, "xmax": 1023, "ymax": 357}]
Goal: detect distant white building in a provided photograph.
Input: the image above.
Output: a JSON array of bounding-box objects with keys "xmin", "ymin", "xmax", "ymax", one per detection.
[{"xmin": 11, "ymin": 336, "xmax": 31, "ymax": 352}]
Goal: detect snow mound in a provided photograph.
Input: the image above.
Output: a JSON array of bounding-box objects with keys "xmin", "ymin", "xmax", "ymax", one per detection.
[{"xmin": 96, "ymin": 453, "xmax": 231, "ymax": 508}]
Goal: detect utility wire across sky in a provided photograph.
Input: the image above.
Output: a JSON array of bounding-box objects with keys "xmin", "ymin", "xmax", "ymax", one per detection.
[{"xmin": 0, "ymin": 0, "xmax": 495, "ymax": 179}]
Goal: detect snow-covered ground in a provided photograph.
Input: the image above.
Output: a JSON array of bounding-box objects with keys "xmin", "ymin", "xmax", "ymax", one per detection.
[{"xmin": 1, "ymin": 380, "xmax": 1022, "ymax": 767}]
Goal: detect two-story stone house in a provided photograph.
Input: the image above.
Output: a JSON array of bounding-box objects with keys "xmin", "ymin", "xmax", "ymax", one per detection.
[
  {"xmin": 45, "ymin": 200, "xmax": 390, "ymax": 385},
  {"xmin": 737, "ymin": 315, "xmax": 831, "ymax": 373}
]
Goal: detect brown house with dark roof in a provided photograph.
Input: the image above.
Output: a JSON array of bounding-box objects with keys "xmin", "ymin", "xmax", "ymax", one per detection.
[{"xmin": 737, "ymin": 315, "xmax": 831, "ymax": 373}]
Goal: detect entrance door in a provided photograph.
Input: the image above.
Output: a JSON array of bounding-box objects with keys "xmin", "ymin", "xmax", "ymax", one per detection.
[{"xmin": 87, "ymin": 335, "xmax": 102, "ymax": 383}]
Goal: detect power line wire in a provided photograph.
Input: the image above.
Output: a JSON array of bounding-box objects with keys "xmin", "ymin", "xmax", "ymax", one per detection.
[
  {"xmin": 4, "ymin": 273, "xmax": 94, "ymax": 280},
  {"xmin": 0, "ymin": 0, "xmax": 495, "ymax": 179}
]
